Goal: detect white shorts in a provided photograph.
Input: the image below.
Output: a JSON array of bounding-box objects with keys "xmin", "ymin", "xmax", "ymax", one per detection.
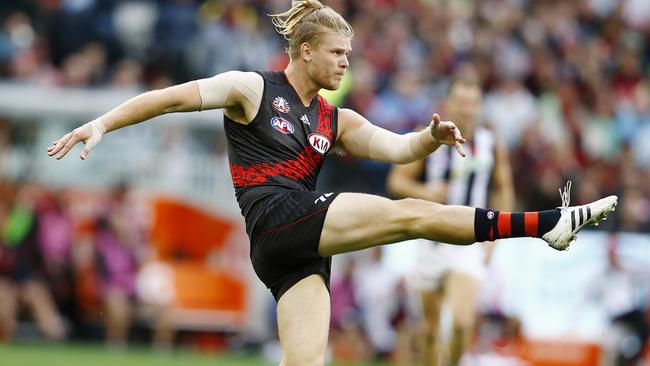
[{"xmin": 409, "ymin": 239, "xmax": 487, "ymax": 291}]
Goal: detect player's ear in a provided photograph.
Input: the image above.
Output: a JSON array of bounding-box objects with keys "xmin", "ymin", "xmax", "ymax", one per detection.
[{"xmin": 300, "ymin": 42, "xmax": 312, "ymax": 63}]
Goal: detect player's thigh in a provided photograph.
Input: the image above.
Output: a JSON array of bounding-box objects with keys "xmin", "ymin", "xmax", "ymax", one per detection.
[
  {"xmin": 277, "ymin": 274, "xmax": 330, "ymax": 366},
  {"xmin": 319, "ymin": 192, "xmax": 427, "ymax": 256},
  {"xmin": 444, "ymin": 271, "xmax": 481, "ymax": 328}
]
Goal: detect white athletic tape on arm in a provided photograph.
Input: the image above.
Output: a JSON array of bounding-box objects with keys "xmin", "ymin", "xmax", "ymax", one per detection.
[
  {"xmin": 196, "ymin": 71, "xmax": 262, "ymax": 111},
  {"xmin": 197, "ymin": 73, "xmax": 233, "ymax": 110}
]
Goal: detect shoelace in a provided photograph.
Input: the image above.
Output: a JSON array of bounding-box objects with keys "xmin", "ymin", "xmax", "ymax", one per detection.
[{"xmin": 559, "ymin": 180, "xmax": 572, "ymax": 209}]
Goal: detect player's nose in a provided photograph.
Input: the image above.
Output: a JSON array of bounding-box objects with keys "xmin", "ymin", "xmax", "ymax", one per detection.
[{"xmin": 340, "ymin": 56, "xmax": 349, "ymax": 69}]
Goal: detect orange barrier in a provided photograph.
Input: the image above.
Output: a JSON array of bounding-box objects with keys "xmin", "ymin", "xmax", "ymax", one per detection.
[
  {"xmin": 171, "ymin": 261, "xmax": 245, "ymax": 311},
  {"xmin": 520, "ymin": 340, "xmax": 600, "ymax": 366},
  {"xmin": 150, "ymin": 198, "xmax": 235, "ymax": 260},
  {"xmin": 496, "ymin": 338, "xmax": 650, "ymax": 366},
  {"xmin": 150, "ymin": 198, "xmax": 248, "ymax": 330}
]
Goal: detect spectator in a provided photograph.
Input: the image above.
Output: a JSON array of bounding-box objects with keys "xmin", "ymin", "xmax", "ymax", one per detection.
[
  {"xmin": 95, "ymin": 182, "xmax": 172, "ymax": 348},
  {"xmin": 329, "ymin": 256, "xmax": 370, "ymax": 362},
  {"xmin": 2, "ymin": 182, "xmax": 66, "ymax": 341}
]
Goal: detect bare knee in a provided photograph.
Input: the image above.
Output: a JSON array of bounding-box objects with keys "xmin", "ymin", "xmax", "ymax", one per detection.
[{"xmin": 394, "ymin": 198, "xmax": 443, "ymax": 238}]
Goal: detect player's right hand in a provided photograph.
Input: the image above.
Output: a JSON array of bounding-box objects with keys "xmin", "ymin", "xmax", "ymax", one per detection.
[{"xmin": 47, "ymin": 119, "xmax": 106, "ymax": 160}]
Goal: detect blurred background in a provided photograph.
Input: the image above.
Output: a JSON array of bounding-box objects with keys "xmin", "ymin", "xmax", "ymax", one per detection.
[{"xmin": 0, "ymin": 0, "xmax": 650, "ymax": 365}]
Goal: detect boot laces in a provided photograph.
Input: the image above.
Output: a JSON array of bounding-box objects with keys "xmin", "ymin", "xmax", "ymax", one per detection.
[{"xmin": 559, "ymin": 180, "xmax": 572, "ymax": 209}]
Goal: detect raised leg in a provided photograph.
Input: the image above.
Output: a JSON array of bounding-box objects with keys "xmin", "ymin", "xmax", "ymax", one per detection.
[{"xmin": 319, "ymin": 193, "xmax": 475, "ymax": 256}]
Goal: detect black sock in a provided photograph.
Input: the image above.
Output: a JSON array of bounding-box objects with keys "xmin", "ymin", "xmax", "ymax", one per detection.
[{"xmin": 474, "ymin": 208, "xmax": 561, "ymax": 242}]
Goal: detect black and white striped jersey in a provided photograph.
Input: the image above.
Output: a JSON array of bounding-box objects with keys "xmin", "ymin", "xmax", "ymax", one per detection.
[{"xmin": 425, "ymin": 126, "xmax": 496, "ymax": 208}]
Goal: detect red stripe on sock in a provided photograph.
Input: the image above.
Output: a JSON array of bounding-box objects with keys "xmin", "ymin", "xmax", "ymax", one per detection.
[
  {"xmin": 497, "ymin": 212, "xmax": 511, "ymax": 238},
  {"xmin": 524, "ymin": 212, "xmax": 539, "ymax": 237},
  {"xmin": 489, "ymin": 227, "xmax": 494, "ymax": 241}
]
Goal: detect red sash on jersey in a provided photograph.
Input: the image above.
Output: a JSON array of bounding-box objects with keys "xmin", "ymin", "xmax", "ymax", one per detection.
[{"xmin": 229, "ymin": 96, "xmax": 334, "ymax": 187}]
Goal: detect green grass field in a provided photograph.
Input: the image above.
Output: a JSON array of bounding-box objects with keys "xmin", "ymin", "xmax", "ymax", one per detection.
[{"xmin": 0, "ymin": 343, "xmax": 391, "ymax": 366}]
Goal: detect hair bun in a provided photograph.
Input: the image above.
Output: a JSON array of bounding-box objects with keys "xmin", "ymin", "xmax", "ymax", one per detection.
[{"xmin": 294, "ymin": 0, "xmax": 324, "ymax": 11}]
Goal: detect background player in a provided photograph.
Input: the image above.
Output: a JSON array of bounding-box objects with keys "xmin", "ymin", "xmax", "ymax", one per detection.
[
  {"xmin": 388, "ymin": 74, "xmax": 514, "ymax": 365},
  {"xmin": 47, "ymin": 1, "xmax": 617, "ymax": 365}
]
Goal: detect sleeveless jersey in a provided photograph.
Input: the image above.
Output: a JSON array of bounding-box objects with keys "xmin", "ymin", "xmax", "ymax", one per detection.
[
  {"xmin": 425, "ymin": 126, "xmax": 496, "ymax": 207},
  {"xmin": 224, "ymin": 71, "xmax": 338, "ymax": 233}
]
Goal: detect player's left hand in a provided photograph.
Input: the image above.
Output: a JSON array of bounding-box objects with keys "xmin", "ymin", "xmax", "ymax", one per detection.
[{"xmin": 429, "ymin": 113, "xmax": 466, "ymax": 157}]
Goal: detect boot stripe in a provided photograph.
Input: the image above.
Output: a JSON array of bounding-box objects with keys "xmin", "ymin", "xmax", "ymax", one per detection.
[
  {"xmin": 586, "ymin": 206, "xmax": 591, "ymax": 221},
  {"xmin": 571, "ymin": 210, "xmax": 576, "ymax": 231},
  {"xmin": 578, "ymin": 208, "xmax": 584, "ymax": 227}
]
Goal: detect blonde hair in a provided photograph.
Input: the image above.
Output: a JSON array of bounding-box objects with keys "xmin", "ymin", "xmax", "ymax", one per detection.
[{"xmin": 271, "ymin": 0, "xmax": 353, "ymax": 60}]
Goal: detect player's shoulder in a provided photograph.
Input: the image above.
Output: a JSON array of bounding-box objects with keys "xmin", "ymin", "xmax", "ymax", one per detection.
[
  {"xmin": 254, "ymin": 70, "xmax": 285, "ymax": 85},
  {"xmin": 336, "ymin": 108, "xmax": 365, "ymax": 127},
  {"xmin": 236, "ymin": 70, "xmax": 265, "ymax": 84}
]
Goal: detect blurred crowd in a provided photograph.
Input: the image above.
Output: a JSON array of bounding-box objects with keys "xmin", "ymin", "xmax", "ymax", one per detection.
[{"xmin": 0, "ymin": 179, "xmax": 174, "ymax": 347}]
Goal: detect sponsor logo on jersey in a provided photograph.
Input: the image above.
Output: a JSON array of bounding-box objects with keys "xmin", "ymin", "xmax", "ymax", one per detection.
[
  {"xmin": 270, "ymin": 117, "xmax": 295, "ymax": 134},
  {"xmin": 300, "ymin": 114, "xmax": 310, "ymax": 126},
  {"xmin": 272, "ymin": 96, "xmax": 290, "ymax": 113},
  {"xmin": 308, "ymin": 133, "xmax": 331, "ymax": 154}
]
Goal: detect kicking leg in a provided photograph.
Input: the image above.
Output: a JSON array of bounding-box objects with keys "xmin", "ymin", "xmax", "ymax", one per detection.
[
  {"xmin": 319, "ymin": 186, "xmax": 617, "ymax": 256},
  {"xmin": 319, "ymin": 193, "xmax": 475, "ymax": 256}
]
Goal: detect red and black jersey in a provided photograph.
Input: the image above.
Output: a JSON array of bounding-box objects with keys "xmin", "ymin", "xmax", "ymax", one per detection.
[{"xmin": 224, "ymin": 71, "xmax": 338, "ymax": 234}]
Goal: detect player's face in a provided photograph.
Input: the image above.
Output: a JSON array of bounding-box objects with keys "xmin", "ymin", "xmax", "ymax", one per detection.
[
  {"xmin": 447, "ymin": 83, "xmax": 482, "ymax": 127},
  {"xmin": 307, "ymin": 32, "xmax": 351, "ymax": 90}
]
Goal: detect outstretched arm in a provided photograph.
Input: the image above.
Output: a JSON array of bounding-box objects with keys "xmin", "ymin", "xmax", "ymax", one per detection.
[
  {"xmin": 336, "ymin": 108, "xmax": 465, "ymax": 164},
  {"xmin": 47, "ymin": 71, "xmax": 262, "ymax": 160}
]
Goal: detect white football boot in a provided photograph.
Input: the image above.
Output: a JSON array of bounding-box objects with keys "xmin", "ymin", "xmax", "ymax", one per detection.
[{"xmin": 542, "ymin": 181, "xmax": 618, "ymax": 251}]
